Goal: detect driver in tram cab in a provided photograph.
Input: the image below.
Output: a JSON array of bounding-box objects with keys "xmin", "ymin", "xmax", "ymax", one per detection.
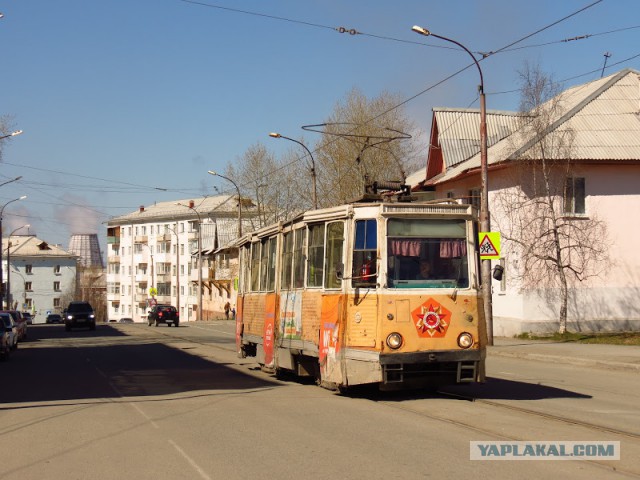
[{"xmin": 416, "ymin": 259, "xmax": 434, "ymax": 280}]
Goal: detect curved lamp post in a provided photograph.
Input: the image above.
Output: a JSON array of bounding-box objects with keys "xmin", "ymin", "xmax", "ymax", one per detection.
[
  {"xmin": 208, "ymin": 171, "xmax": 242, "ymax": 238},
  {"xmin": 6, "ymin": 224, "xmax": 29, "ymax": 309},
  {"xmin": 269, "ymin": 132, "xmax": 318, "ymax": 210},
  {"xmin": 0, "ymin": 195, "xmax": 27, "ymax": 308},
  {"xmin": 412, "ymin": 25, "xmax": 493, "ymax": 345},
  {"xmin": 176, "ymin": 203, "xmax": 202, "ymax": 322},
  {"xmin": 164, "ymin": 223, "xmax": 180, "ymax": 317},
  {"xmin": 0, "ymin": 130, "xmax": 23, "ymax": 141}
]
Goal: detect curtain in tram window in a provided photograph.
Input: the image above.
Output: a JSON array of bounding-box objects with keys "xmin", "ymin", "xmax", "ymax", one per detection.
[
  {"xmin": 390, "ymin": 240, "xmax": 421, "ymax": 257},
  {"xmin": 440, "ymin": 240, "xmax": 466, "ymax": 258}
]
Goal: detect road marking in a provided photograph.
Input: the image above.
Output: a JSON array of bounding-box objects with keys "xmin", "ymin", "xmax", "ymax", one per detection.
[
  {"xmin": 169, "ymin": 439, "xmax": 212, "ymax": 480},
  {"xmin": 189, "ymin": 325, "xmax": 234, "ymax": 336}
]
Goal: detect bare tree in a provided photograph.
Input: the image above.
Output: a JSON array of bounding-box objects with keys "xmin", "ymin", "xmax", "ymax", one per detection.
[
  {"xmin": 495, "ymin": 64, "xmax": 609, "ymax": 334},
  {"xmin": 312, "ymin": 88, "xmax": 423, "ymax": 206},
  {"xmin": 224, "ymin": 142, "xmax": 304, "ymax": 229}
]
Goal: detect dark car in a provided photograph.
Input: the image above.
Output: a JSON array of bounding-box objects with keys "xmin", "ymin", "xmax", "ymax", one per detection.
[
  {"xmin": 64, "ymin": 302, "xmax": 96, "ymax": 331},
  {"xmin": 22, "ymin": 312, "xmax": 33, "ymax": 325},
  {"xmin": 147, "ymin": 305, "xmax": 179, "ymax": 327},
  {"xmin": 0, "ymin": 311, "xmax": 27, "ymax": 341},
  {"xmin": 46, "ymin": 313, "xmax": 63, "ymax": 324}
]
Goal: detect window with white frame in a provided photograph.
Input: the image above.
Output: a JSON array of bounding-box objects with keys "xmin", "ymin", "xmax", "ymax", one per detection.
[
  {"xmin": 54, "ymin": 264, "xmax": 61, "ymax": 274},
  {"xmin": 25, "ymin": 282, "xmax": 33, "ymax": 291},
  {"xmin": 53, "ymin": 281, "xmax": 61, "ymax": 291}
]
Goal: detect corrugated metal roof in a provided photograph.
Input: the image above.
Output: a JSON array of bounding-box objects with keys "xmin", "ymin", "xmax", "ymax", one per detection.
[
  {"xmin": 434, "ymin": 108, "xmax": 522, "ymax": 168},
  {"xmin": 425, "ymin": 68, "xmax": 640, "ymax": 185}
]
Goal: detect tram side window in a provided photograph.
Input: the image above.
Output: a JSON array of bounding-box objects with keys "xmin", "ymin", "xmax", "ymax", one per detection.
[
  {"xmin": 281, "ymin": 231, "xmax": 293, "ymax": 290},
  {"xmin": 352, "ymin": 219, "xmax": 377, "ymax": 288},
  {"xmin": 324, "ymin": 221, "xmax": 344, "ymax": 289},
  {"xmin": 241, "ymin": 244, "xmax": 251, "ymax": 293},
  {"xmin": 258, "ymin": 237, "xmax": 277, "ymax": 292},
  {"xmin": 307, "ymin": 224, "xmax": 325, "ymax": 287},
  {"xmin": 293, "ymin": 228, "xmax": 305, "ymax": 288},
  {"xmin": 250, "ymin": 242, "xmax": 260, "ymax": 291},
  {"xmin": 265, "ymin": 237, "xmax": 277, "ymax": 291}
]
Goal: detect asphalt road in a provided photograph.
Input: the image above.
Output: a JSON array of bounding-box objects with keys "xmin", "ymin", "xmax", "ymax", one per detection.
[{"xmin": 1, "ymin": 322, "xmax": 638, "ymax": 479}]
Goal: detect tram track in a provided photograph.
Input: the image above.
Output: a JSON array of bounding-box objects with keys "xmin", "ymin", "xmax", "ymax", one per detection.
[
  {"xmin": 437, "ymin": 389, "xmax": 640, "ymax": 440},
  {"xmin": 128, "ymin": 323, "xmax": 640, "ymax": 477},
  {"xmin": 375, "ymin": 391, "xmax": 640, "ymax": 478}
]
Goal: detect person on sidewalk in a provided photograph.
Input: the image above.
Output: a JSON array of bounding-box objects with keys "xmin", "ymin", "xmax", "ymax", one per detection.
[{"xmin": 224, "ymin": 301, "xmax": 231, "ymax": 320}]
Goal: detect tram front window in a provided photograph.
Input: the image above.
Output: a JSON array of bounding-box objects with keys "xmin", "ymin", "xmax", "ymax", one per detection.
[{"xmin": 387, "ymin": 218, "xmax": 470, "ymax": 289}]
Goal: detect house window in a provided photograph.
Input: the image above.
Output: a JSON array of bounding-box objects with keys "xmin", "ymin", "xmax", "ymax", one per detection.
[
  {"xmin": 467, "ymin": 188, "xmax": 481, "ymax": 211},
  {"xmin": 25, "ymin": 298, "xmax": 33, "ymax": 309},
  {"xmin": 53, "ymin": 281, "xmax": 61, "ymax": 292},
  {"xmin": 564, "ymin": 177, "xmax": 585, "ymax": 214},
  {"xmin": 53, "ymin": 298, "xmax": 60, "ymax": 308},
  {"xmin": 54, "ymin": 265, "xmax": 61, "ymax": 274},
  {"xmin": 25, "ymin": 282, "xmax": 33, "ymax": 291},
  {"xmin": 26, "ymin": 265, "xmax": 33, "ymax": 274}
]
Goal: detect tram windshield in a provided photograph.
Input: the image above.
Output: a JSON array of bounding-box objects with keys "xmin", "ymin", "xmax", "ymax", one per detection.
[{"xmin": 386, "ymin": 218, "xmax": 470, "ymax": 289}]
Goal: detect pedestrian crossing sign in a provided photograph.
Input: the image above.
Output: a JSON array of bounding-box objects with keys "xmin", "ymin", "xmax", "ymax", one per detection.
[{"xmin": 478, "ymin": 232, "xmax": 501, "ymax": 259}]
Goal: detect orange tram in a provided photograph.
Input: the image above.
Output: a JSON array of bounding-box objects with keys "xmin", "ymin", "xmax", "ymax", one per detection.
[{"xmin": 235, "ymin": 199, "xmax": 487, "ymax": 391}]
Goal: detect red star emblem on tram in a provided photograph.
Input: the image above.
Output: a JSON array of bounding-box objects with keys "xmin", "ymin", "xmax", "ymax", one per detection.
[{"xmin": 411, "ymin": 299, "xmax": 451, "ymax": 338}]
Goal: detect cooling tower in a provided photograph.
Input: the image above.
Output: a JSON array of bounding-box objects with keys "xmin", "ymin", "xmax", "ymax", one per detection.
[{"xmin": 68, "ymin": 233, "xmax": 104, "ymax": 268}]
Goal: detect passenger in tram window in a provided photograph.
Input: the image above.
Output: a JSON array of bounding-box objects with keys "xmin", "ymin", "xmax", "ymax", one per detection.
[{"xmin": 416, "ymin": 259, "xmax": 434, "ymax": 280}]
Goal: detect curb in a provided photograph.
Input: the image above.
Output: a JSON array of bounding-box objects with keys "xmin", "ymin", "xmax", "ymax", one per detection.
[{"xmin": 489, "ymin": 348, "xmax": 640, "ymax": 373}]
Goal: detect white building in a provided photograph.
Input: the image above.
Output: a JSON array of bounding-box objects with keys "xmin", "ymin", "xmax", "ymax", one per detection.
[
  {"xmin": 106, "ymin": 195, "xmax": 254, "ymax": 323},
  {"xmin": 2, "ymin": 234, "xmax": 78, "ymax": 322}
]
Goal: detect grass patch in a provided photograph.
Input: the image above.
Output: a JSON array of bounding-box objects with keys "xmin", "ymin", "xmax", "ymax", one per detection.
[{"xmin": 515, "ymin": 331, "xmax": 640, "ymax": 346}]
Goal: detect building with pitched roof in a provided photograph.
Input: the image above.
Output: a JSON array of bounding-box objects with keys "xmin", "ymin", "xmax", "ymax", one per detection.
[
  {"xmin": 106, "ymin": 195, "xmax": 256, "ymax": 322},
  {"xmin": 1, "ymin": 234, "xmax": 78, "ymax": 321},
  {"xmin": 410, "ymin": 68, "xmax": 640, "ymax": 335}
]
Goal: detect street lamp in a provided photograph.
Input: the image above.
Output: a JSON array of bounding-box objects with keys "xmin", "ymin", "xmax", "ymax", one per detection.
[
  {"xmin": 0, "ymin": 195, "xmax": 27, "ymax": 309},
  {"xmin": 412, "ymin": 25, "xmax": 494, "ymax": 345},
  {"xmin": 141, "ymin": 242, "xmax": 155, "ymax": 299},
  {"xmin": 0, "ymin": 176, "xmax": 22, "ymax": 188},
  {"xmin": 164, "ymin": 223, "xmax": 180, "ymax": 318},
  {"xmin": 269, "ymin": 132, "xmax": 318, "ymax": 210},
  {"xmin": 208, "ymin": 171, "xmax": 242, "ymax": 238},
  {"xmin": 6, "ymin": 224, "xmax": 30, "ymax": 310},
  {"xmin": 0, "ymin": 130, "xmax": 23, "ymax": 141},
  {"xmin": 176, "ymin": 203, "xmax": 202, "ymax": 322}
]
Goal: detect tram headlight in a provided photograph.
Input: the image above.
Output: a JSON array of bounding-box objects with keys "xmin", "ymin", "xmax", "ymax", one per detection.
[
  {"xmin": 386, "ymin": 332, "xmax": 403, "ymax": 350},
  {"xmin": 457, "ymin": 332, "xmax": 474, "ymax": 349}
]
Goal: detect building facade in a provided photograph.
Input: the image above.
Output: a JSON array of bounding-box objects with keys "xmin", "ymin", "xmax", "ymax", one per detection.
[
  {"xmin": 411, "ymin": 68, "xmax": 640, "ymax": 335},
  {"xmin": 106, "ymin": 196, "xmax": 252, "ymax": 323},
  {"xmin": 1, "ymin": 234, "xmax": 78, "ymax": 322}
]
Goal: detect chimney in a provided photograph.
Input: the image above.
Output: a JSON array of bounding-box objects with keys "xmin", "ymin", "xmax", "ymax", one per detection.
[
  {"xmin": 139, "ymin": 206, "xmax": 145, "ymax": 212},
  {"xmin": 189, "ymin": 200, "xmax": 195, "ymax": 208}
]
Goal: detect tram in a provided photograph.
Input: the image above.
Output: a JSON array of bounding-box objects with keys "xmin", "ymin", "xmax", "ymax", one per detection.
[{"xmin": 235, "ymin": 196, "xmax": 486, "ymax": 391}]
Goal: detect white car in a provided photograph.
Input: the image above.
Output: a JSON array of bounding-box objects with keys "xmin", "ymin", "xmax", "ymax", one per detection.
[{"xmin": 0, "ymin": 313, "xmax": 18, "ymax": 351}]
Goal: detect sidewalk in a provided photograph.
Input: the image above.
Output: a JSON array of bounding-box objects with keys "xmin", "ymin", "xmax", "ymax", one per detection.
[{"xmin": 489, "ymin": 337, "xmax": 640, "ymax": 372}]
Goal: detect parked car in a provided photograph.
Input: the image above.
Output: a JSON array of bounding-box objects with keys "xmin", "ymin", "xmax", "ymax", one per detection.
[
  {"xmin": 147, "ymin": 305, "xmax": 179, "ymax": 327},
  {"xmin": 0, "ymin": 324, "xmax": 11, "ymax": 361},
  {"xmin": 0, "ymin": 312, "xmax": 18, "ymax": 351},
  {"xmin": 22, "ymin": 312, "xmax": 33, "ymax": 325},
  {"xmin": 46, "ymin": 313, "xmax": 63, "ymax": 324},
  {"xmin": 0, "ymin": 311, "xmax": 27, "ymax": 341},
  {"xmin": 64, "ymin": 302, "xmax": 96, "ymax": 331},
  {"xmin": 119, "ymin": 317, "xmax": 134, "ymax": 324}
]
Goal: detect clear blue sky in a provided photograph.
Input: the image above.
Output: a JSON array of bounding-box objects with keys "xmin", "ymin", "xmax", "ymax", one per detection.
[{"xmin": 1, "ymin": 0, "xmax": 638, "ymax": 249}]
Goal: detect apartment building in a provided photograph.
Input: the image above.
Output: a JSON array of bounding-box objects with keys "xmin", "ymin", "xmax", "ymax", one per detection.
[
  {"xmin": 106, "ymin": 195, "xmax": 251, "ymax": 322},
  {"xmin": 2, "ymin": 234, "xmax": 78, "ymax": 321}
]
